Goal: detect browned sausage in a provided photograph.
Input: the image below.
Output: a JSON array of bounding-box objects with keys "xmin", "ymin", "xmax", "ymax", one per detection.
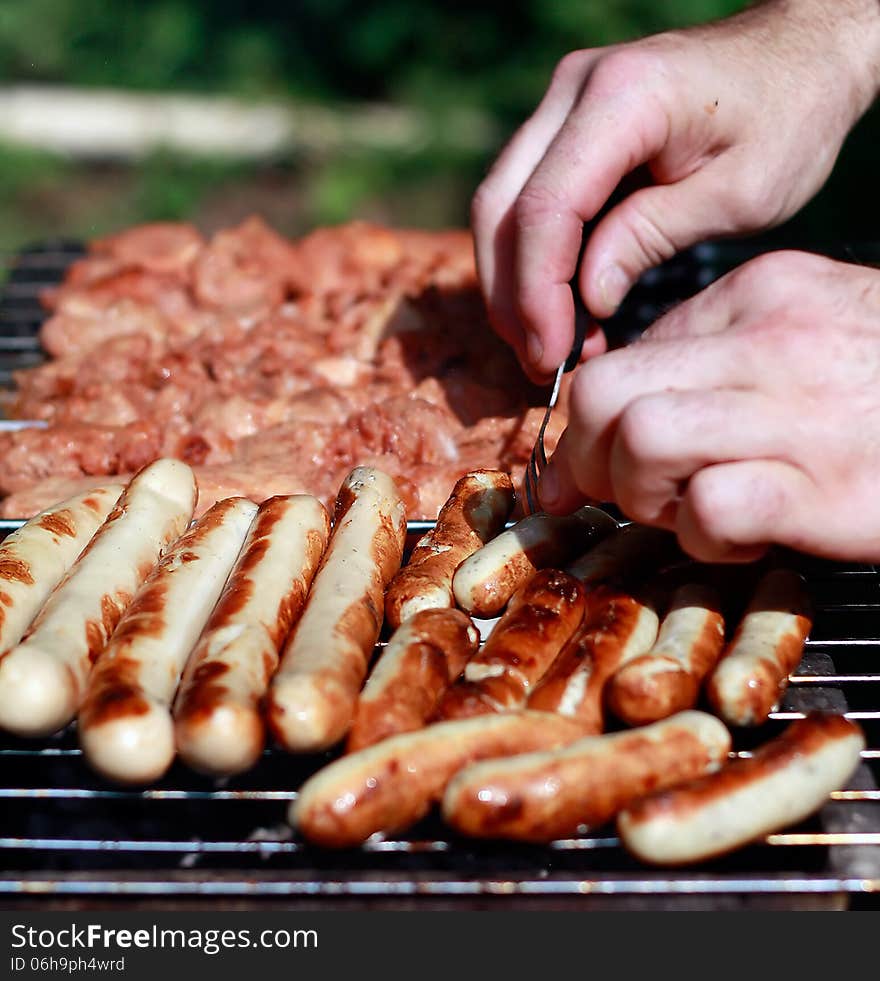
[
  {"xmin": 618, "ymin": 714, "xmax": 865, "ymax": 865},
  {"xmin": 79, "ymin": 497, "xmax": 257, "ymax": 784},
  {"xmin": 706, "ymin": 568, "xmax": 812, "ymax": 727},
  {"xmin": 267, "ymin": 466, "xmax": 406, "ymax": 752},
  {"xmin": 385, "ymin": 470, "xmax": 514, "ymax": 628},
  {"xmin": 347, "ymin": 608, "xmax": 480, "ymax": 752},
  {"xmin": 526, "ymin": 586, "xmax": 659, "ymax": 733},
  {"xmin": 452, "ymin": 506, "xmax": 617, "ymax": 618},
  {"xmin": 0, "ymin": 459, "xmax": 197, "ymax": 738},
  {"xmin": 290, "ymin": 710, "xmax": 588, "ymax": 847},
  {"xmin": 174, "ymin": 495, "xmax": 331, "ymax": 776},
  {"xmin": 442, "ymin": 711, "xmax": 731, "ymax": 842},
  {"xmin": 435, "ymin": 569, "xmax": 586, "ymax": 720},
  {"xmin": 606, "ymin": 582, "xmax": 726, "ymax": 726},
  {"xmin": 0, "ymin": 484, "xmax": 123, "ymax": 655}
]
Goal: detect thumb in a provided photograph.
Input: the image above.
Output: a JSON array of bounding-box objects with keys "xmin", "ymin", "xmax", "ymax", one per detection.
[{"xmin": 579, "ymin": 161, "xmax": 744, "ymax": 317}]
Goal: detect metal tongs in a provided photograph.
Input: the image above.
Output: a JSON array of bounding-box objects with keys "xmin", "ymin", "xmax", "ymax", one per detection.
[{"xmin": 521, "ymin": 294, "xmax": 589, "ymax": 515}]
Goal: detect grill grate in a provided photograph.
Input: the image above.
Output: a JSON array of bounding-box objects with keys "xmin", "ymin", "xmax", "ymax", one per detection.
[
  {"xmin": 0, "ymin": 243, "xmax": 879, "ymax": 909},
  {"xmin": 0, "ymin": 243, "xmax": 83, "ymax": 385}
]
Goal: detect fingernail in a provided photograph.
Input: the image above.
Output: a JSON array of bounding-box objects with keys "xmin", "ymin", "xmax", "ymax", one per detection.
[
  {"xmin": 598, "ymin": 265, "xmax": 629, "ymax": 311},
  {"xmin": 526, "ymin": 333, "xmax": 544, "ymax": 368},
  {"xmin": 538, "ymin": 461, "xmax": 561, "ymax": 508}
]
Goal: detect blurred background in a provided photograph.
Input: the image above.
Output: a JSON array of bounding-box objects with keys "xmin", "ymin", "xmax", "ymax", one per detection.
[{"xmin": 0, "ymin": 0, "xmax": 877, "ymax": 252}]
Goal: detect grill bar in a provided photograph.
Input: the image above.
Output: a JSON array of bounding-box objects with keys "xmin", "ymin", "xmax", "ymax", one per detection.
[
  {"xmin": 4, "ymin": 831, "xmax": 880, "ymax": 855},
  {"xmin": 3, "ymin": 876, "xmax": 878, "ymax": 899}
]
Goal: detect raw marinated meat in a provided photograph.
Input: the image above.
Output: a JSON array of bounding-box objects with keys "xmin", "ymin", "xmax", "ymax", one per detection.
[{"xmin": 1, "ymin": 218, "xmax": 568, "ymax": 518}]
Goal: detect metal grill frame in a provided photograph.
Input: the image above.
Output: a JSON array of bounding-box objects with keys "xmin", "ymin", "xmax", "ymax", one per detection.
[{"xmin": 0, "ymin": 244, "xmax": 878, "ymax": 910}]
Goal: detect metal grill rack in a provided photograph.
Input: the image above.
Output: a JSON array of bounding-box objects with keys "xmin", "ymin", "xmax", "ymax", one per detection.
[
  {"xmin": 0, "ymin": 241, "xmax": 83, "ymax": 387},
  {"xmin": 0, "ymin": 550, "xmax": 877, "ymax": 910},
  {"xmin": 0, "ymin": 244, "xmax": 878, "ymax": 909}
]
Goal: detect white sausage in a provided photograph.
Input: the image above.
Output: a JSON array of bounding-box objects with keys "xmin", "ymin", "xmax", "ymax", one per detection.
[
  {"xmin": 606, "ymin": 582, "xmax": 726, "ymax": 726},
  {"xmin": 268, "ymin": 466, "xmax": 406, "ymax": 752},
  {"xmin": 618, "ymin": 713, "xmax": 864, "ymax": 865},
  {"xmin": 0, "ymin": 484, "xmax": 123, "ymax": 654},
  {"xmin": 385, "ymin": 470, "xmax": 513, "ymax": 628},
  {"xmin": 174, "ymin": 495, "xmax": 330, "ymax": 776},
  {"xmin": 706, "ymin": 568, "xmax": 812, "ymax": 726},
  {"xmin": 78, "ymin": 497, "xmax": 257, "ymax": 784},
  {"xmin": 452, "ymin": 506, "xmax": 616, "ymax": 617},
  {"xmin": 0, "ymin": 458, "xmax": 197, "ymax": 737}
]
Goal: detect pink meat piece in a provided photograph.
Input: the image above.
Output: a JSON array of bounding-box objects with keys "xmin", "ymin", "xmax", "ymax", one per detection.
[
  {"xmin": 193, "ymin": 216, "xmax": 298, "ymax": 315},
  {"xmin": 39, "ymin": 297, "xmax": 174, "ymax": 359},
  {"xmin": 91, "ymin": 222, "xmax": 204, "ymax": 276},
  {"xmin": 0, "ymin": 422, "xmax": 163, "ymax": 492}
]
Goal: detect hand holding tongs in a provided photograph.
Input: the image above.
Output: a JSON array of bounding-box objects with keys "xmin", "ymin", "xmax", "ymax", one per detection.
[{"xmin": 519, "ymin": 180, "xmax": 643, "ymax": 515}]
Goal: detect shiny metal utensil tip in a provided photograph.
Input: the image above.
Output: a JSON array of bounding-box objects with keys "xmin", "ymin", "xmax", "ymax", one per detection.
[{"xmin": 521, "ymin": 310, "xmax": 588, "ymax": 515}]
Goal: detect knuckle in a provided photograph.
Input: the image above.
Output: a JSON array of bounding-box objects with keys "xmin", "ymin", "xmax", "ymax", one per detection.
[
  {"xmin": 550, "ymin": 50, "xmax": 591, "ymax": 90},
  {"xmin": 680, "ymin": 470, "xmax": 731, "ymax": 561},
  {"xmin": 680, "ymin": 466, "xmax": 787, "ymax": 561},
  {"xmin": 470, "ymin": 181, "xmax": 503, "ymax": 228},
  {"xmin": 588, "ymin": 34, "xmax": 687, "ymax": 97},
  {"xmin": 721, "ymin": 167, "xmax": 776, "ymax": 228},
  {"xmin": 515, "ymin": 288, "xmax": 544, "ymax": 326},
  {"xmin": 725, "ymin": 251, "xmax": 802, "ymax": 304},
  {"xmin": 588, "ymin": 47, "xmax": 663, "ymax": 96},
  {"xmin": 613, "ymin": 398, "xmax": 676, "ymax": 524},
  {"xmin": 728, "ymin": 249, "xmax": 825, "ymax": 305},
  {"xmin": 514, "ymin": 183, "xmax": 567, "ymax": 230},
  {"xmin": 730, "ymin": 255, "xmax": 769, "ymax": 290},
  {"xmin": 616, "ymin": 397, "xmax": 666, "ymax": 466},
  {"xmin": 612, "ymin": 471, "xmax": 657, "ymax": 525},
  {"xmin": 754, "ymin": 249, "xmax": 814, "ymax": 278},
  {"xmin": 685, "ymin": 470, "xmax": 724, "ymax": 534},
  {"xmin": 639, "ymin": 300, "xmax": 691, "ymax": 342},
  {"xmin": 622, "ymin": 496, "xmax": 663, "ymax": 527}
]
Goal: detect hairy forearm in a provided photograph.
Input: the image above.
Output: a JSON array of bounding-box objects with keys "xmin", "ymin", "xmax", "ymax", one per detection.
[{"xmin": 740, "ymin": 0, "xmax": 880, "ymax": 114}]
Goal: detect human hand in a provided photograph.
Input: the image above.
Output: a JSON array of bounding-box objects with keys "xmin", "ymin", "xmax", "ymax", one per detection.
[
  {"xmin": 538, "ymin": 252, "xmax": 880, "ymax": 563},
  {"xmin": 472, "ymin": 0, "xmax": 880, "ymax": 379}
]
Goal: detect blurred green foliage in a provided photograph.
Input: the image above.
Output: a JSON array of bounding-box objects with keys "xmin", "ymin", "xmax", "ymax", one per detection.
[
  {"xmin": 0, "ymin": 0, "xmax": 876, "ymax": 247},
  {"xmin": 0, "ymin": 0, "xmax": 742, "ymax": 118}
]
